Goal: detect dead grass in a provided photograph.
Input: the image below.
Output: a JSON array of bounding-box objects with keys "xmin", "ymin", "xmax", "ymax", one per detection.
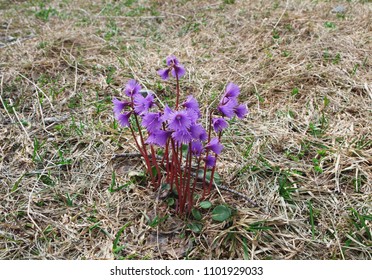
[{"xmin": 0, "ymin": 0, "xmax": 371, "ymax": 260}]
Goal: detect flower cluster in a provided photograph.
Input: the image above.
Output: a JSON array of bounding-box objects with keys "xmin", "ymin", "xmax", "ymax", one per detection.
[{"xmin": 113, "ymin": 55, "xmax": 249, "ymax": 214}]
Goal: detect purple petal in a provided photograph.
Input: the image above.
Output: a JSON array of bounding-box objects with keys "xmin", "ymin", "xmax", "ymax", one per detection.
[
  {"xmin": 113, "ymin": 98, "xmax": 130, "ymax": 117},
  {"xmin": 162, "ymin": 104, "xmax": 173, "ymax": 122},
  {"xmin": 124, "ymin": 79, "xmax": 141, "ymax": 97},
  {"xmin": 166, "ymin": 55, "xmax": 179, "ymax": 66},
  {"xmin": 168, "ymin": 110, "xmax": 191, "ymax": 131},
  {"xmin": 182, "ymin": 95, "xmax": 199, "ymax": 112},
  {"xmin": 204, "ymin": 155, "xmax": 216, "ymax": 168},
  {"xmin": 157, "ymin": 68, "xmax": 170, "ymax": 80},
  {"xmin": 117, "ymin": 112, "xmax": 131, "ymax": 127},
  {"xmin": 133, "ymin": 93, "xmax": 154, "ymax": 115},
  {"xmin": 171, "ymin": 64, "xmax": 186, "ymax": 78},
  {"xmin": 190, "ymin": 124, "xmax": 207, "ymax": 141},
  {"xmin": 234, "ymin": 104, "xmax": 249, "ymax": 119},
  {"xmin": 212, "ymin": 117, "xmax": 228, "ymax": 133},
  {"xmin": 205, "ymin": 137, "xmax": 224, "ymax": 155},
  {"xmin": 218, "ymin": 98, "xmax": 238, "ymax": 119},
  {"xmin": 225, "ymin": 82, "xmax": 240, "ymax": 98},
  {"xmin": 191, "ymin": 141, "xmax": 203, "ymax": 156},
  {"xmin": 146, "ymin": 130, "xmax": 170, "ymax": 147},
  {"xmin": 172, "ymin": 129, "xmax": 192, "ymax": 145},
  {"xmin": 142, "ymin": 112, "xmax": 163, "ymax": 133}
]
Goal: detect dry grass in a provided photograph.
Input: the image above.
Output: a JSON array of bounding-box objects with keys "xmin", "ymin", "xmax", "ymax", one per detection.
[{"xmin": 1, "ymin": 0, "xmax": 371, "ymax": 260}]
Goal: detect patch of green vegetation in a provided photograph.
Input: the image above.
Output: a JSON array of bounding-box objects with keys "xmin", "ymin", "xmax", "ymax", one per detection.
[
  {"xmin": 278, "ymin": 173, "xmax": 297, "ymax": 203},
  {"xmin": 35, "ymin": 3, "xmax": 58, "ymax": 21},
  {"xmin": 324, "ymin": 21, "xmax": 336, "ymax": 29},
  {"xmin": 344, "ymin": 208, "xmax": 372, "ymax": 249}
]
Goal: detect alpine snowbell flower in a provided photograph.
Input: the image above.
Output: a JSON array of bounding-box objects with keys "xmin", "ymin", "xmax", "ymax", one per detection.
[
  {"xmin": 168, "ymin": 110, "xmax": 192, "ymax": 131},
  {"xmin": 204, "ymin": 155, "xmax": 216, "ymax": 168},
  {"xmin": 212, "ymin": 117, "xmax": 228, "ymax": 133},
  {"xmin": 112, "ymin": 56, "xmax": 250, "ymax": 215},
  {"xmin": 124, "ymin": 79, "xmax": 141, "ymax": 97},
  {"xmin": 205, "ymin": 137, "xmax": 224, "ymax": 155},
  {"xmin": 142, "ymin": 112, "xmax": 163, "ymax": 133},
  {"xmin": 133, "ymin": 93, "xmax": 154, "ymax": 115}
]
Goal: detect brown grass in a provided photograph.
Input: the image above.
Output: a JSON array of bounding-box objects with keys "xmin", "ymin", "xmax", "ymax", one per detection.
[{"xmin": 0, "ymin": 0, "xmax": 371, "ymax": 260}]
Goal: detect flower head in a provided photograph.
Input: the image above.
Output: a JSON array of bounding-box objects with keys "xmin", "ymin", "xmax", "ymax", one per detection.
[
  {"xmin": 205, "ymin": 137, "xmax": 224, "ymax": 155},
  {"xmin": 191, "ymin": 141, "xmax": 203, "ymax": 156},
  {"xmin": 234, "ymin": 103, "xmax": 249, "ymax": 119},
  {"xmin": 124, "ymin": 79, "xmax": 141, "ymax": 97},
  {"xmin": 142, "ymin": 112, "xmax": 163, "ymax": 133},
  {"xmin": 157, "ymin": 69, "xmax": 171, "ymax": 81},
  {"xmin": 172, "ymin": 129, "xmax": 192, "ymax": 145},
  {"xmin": 225, "ymin": 82, "xmax": 240, "ymax": 98},
  {"xmin": 116, "ymin": 112, "xmax": 132, "ymax": 127},
  {"xmin": 158, "ymin": 55, "xmax": 186, "ymax": 80},
  {"xmin": 218, "ymin": 98, "xmax": 238, "ymax": 119},
  {"xmin": 162, "ymin": 104, "xmax": 173, "ymax": 122},
  {"xmin": 190, "ymin": 124, "xmax": 208, "ymax": 141},
  {"xmin": 146, "ymin": 130, "xmax": 171, "ymax": 147},
  {"xmin": 204, "ymin": 155, "xmax": 216, "ymax": 168},
  {"xmin": 212, "ymin": 117, "xmax": 228, "ymax": 133},
  {"xmin": 112, "ymin": 98, "xmax": 130, "ymax": 117},
  {"xmin": 168, "ymin": 110, "xmax": 192, "ymax": 131},
  {"xmin": 133, "ymin": 93, "xmax": 154, "ymax": 115}
]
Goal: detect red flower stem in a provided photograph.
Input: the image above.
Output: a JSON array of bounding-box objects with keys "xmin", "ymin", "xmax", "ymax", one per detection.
[
  {"xmin": 150, "ymin": 145, "xmax": 161, "ymax": 189},
  {"xmin": 171, "ymin": 139, "xmax": 182, "ymax": 213},
  {"xmin": 202, "ymin": 110, "xmax": 214, "ymax": 197},
  {"xmin": 175, "ymin": 74, "xmax": 180, "ymax": 109},
  {"xmin": 206, "ymin": 131, "xmax": 222, "ymax": 195},
  {"xmin": 178, "ymin": 144, "xmax": 185, "ymax": 213},
  {"xmin": 131, "ymin": 104, "xmax": 155, "ymax": 186},
  {"xmin": 182, "ymin": 144, "xmax": 191, "ymax": 211}
]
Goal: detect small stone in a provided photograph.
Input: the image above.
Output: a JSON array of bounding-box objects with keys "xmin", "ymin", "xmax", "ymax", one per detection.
[{"xmin": 331, "ymin": 5, "xmax": 346, "ymax": 14}]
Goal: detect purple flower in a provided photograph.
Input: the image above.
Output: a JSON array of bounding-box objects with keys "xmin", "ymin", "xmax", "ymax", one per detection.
[
  {"xmin": 172, "ymin": 129, "xmax": 192, "ymax": 145},
  {"xmin": 191, "ymin": 141, "xmax": 203, "ymax": 156},
  {"xmin": 205, "ymin": 137, "xmax": 224, "ymax": 155},
  {"xmin": 190, "ymin": 124, "xmax": 208, "ymax": 141},
  {"xmin": 168, "ymin": 110, "xmax": 192, "ymax": 131},
  {"xmin": 117, "ymin": 112, "xmax": 132, "ymax": 127},
  {"xmin": 162, "ymin": 104, "xmax": 173, "ymax": 122},
  {"xmin": 171, "ymin": 65, "xmax": 186, "ymax": 79},
  {"xmin": 182, "ymin": 95, "xmax": 199, "ymax": 112},
  {"xmin": 204, "ymin": 155, "xmax": 216, "ymax": 168},
  {"xmin": 146, "ymin": 130, "xmax": 171, "ymax": 147},
  {"xmin": 186, "ymin": 108, "xmax": 199, "ymax": 124},
  {"xmin": 157, "ymin": 69, "xmax": 171, "ymax": 81},
  {"xmin": 113, "ymin": 98, "xmax": 130, "ymax": 117},
  {"xmin": 142, "ymin": 112, "xmax": 163, "ymax": 133},
  {"xmin": 234, "ymin": 104, "xmax": 249, "ymax": 119},
  {"xmin": 225, "ymin": 82, "xmax": 240, "ymax": 98},
  {"xmin": 124, "ymin": 79, "xmax": 141, "ymax": 97},
  {"xmin": 218, "ymin": 98, "xmax": 238, "ymax": 119},
  {"xmin": 166, "ymin": 55, "xmax": 180, "ymax": 66},
  {"xmin": 212, "ymin": 117, "xmax": 228, "ymax": 133},
  {"xmin": 133, "ymin": 93, "xmax": 154, "ymax": 115},
  {"xmin": 158, "ymin": 55, "xmax": 186, "ymax": 80}
]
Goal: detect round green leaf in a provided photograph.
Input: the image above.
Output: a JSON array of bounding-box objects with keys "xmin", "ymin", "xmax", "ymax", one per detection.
[
  {"xmin": 191, "ymin": 208, "xmax": 202, "ymax": 221},
  {"xmin": 188, "ymin": 222, "xmax": 203, "ymax": 233},
  {"xmin": 200, "ymin": 201, "xmax": 212, "ymax": 209},
  {"xmin": 211, "ymin": 205, "xmax": 231, "ymax": 222},
  {"xmin": 166, "ymin": 197, "xmax": 175, "ymax": 206}
]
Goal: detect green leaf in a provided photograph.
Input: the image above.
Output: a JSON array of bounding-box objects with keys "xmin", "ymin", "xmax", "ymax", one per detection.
[
  {"xmin": 199, "ymin": 201, "xmax": 212, "ymax": 209},
  {"xmin": 197, "ymin": 170, "xmax": 221, "ymax": 185},
  {"xmin": 211, "ymin": 205, "xmax": 231, "ymax": 222},
  {"xmin": 166, "ymin": 197, "xmax": 175, "ymax": 206},
  {"xmin": 113, "ymin": 222, "xmax": 131, "ymax": 254},
  {"xmin": 188, "ymin": 222, "xmax": 203, "ymax": 233},
  {"xmin": 191, "ymin": 208, "xmax": 202, "ymax": 221}
]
